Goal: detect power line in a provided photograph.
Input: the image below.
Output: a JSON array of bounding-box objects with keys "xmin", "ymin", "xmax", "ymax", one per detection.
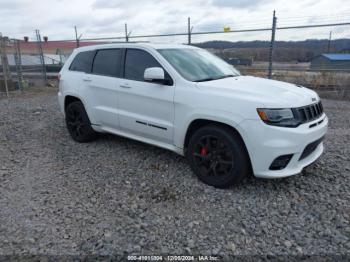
[{"xmin": 11, "ymin": 21, "xmax": 350, "ymax": 43}]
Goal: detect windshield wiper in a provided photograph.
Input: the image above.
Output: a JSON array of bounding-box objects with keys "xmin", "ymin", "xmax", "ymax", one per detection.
[{"xmin": 194, "ymin": 74, "xmax": 236, "ymax": 82}]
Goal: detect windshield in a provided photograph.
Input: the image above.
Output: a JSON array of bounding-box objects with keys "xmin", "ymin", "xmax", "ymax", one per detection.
[{"xmin": 157, "ymin": 48, "xmax": 240, "ymax": 82}]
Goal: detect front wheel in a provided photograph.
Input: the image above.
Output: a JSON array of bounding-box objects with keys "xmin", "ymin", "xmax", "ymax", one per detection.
[
  {"xmin": 65, "ymin": 101, "xmax": 97, "ymax": 143},
  {"xmin": 187, "ymin": 125, "xmax": 250, "ymax": 188}
]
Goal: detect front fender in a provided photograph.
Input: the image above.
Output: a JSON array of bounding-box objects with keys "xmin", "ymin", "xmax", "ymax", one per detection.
[{"xmin": 174, "ymin": 107, "xmax": 245, "ymax": 150}]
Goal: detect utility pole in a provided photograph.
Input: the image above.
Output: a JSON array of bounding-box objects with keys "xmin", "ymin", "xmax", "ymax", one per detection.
[
  {"xmin": 327, "ymin": 31, "xmax": 332, "ymax": 53},
  {"xmin": 74, "ymin": 26, "xmax": 80, "ymax": 48},
  {"xmin": 188, "ymin": 17, "xmax": 191, "ymax": 45},
  {"xmin": 268, "ymin": 10, "xmax": 277, "ymax": 79},
  {"xmin": 125, "ymin": 23, "xmax": 129, "ymax": 42}
]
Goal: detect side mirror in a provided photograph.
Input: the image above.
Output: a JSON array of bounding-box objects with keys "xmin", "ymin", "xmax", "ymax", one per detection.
[{"xmin": 144, "ymin": 67, "xmax": 166, "ymax": 84}]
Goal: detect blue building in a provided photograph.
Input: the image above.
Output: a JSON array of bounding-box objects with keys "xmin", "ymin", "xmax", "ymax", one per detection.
[{"xmin": 310, "ymin": 53, "xmax": 350, "ymax": 70}]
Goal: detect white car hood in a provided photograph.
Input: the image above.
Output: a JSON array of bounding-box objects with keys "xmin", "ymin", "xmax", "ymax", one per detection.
[{"xmin": 196, "ymin": 76, "xmax": 319, "ymax": 108}]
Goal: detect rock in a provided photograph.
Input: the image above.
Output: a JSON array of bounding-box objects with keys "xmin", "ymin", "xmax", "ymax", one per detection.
[
  {"xmin": 27, "ymin": 238, "xmax": 36, "ymax": 244},
  {"xmin": 284, "ymin": 240, "xmax": 292, "ymax": 248},
  {"xmin": 184, "ymin": 247, "xmax": 192, "ymax": 254},
  {"xmin": 187, "ymin": 239, "xmax": 195, "ymax": 248},
  {"xmin": 133, "ymin": 245, "xmax": 141, "ymax": 252},
  {"xmin": 104, "ymin": 231, "xmax": 112, "ymax": 238},
  {"xmin": 161, "ymin": 246, "xmax": 169, "ymax": 254},
  {"xmin": 228, "ymin": 242, "xmax": 236, "ymax": 252},
  {"xmin": 296, "ymin": 246, "xmax": 303, "ymax": 253}
]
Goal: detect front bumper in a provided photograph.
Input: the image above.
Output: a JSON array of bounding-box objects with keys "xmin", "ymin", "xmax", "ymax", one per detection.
[{"xmin": 239, "ymin": 114, "xmax": 328, "ymax": 178}]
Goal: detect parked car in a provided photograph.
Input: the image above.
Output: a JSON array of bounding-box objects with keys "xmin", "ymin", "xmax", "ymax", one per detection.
[{"xmin": 58, "ymin": 43, "xmax": 328, "ymax": 188}]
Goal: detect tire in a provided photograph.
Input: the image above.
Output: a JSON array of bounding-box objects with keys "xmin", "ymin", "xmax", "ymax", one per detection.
[
  {"xmin": 187, "ymin": 125, "xmax": 250, "ymax": 188},
  {"xmin": 65, "ymin": 101, "xmax": 97, "ymax": 143}
]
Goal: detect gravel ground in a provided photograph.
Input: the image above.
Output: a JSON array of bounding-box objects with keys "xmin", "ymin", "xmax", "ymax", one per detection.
[{"xmin": 0, "ymin": 90, "xmax": 349, "ymax": 259}]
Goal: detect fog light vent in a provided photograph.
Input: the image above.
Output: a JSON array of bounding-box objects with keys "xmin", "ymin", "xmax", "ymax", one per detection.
[{"xmin": 269, "ymin": 154, "xmax": 293, "ymax": 170}]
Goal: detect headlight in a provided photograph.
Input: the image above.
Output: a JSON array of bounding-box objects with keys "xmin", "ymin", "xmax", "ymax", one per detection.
[{"xmin": 257, "ymin": 108, "xmax": 300, "ymax": 127}]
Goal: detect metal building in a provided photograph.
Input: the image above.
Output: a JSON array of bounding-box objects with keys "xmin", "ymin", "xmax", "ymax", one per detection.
[{"xmin": 310, "ymin": 53, "xmax": 350, "ymax": 71}]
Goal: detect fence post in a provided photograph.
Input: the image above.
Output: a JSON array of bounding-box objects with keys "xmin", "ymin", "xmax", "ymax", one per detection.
[
  {"xmin": 188, "ymin": 17, "xmax": 191, "ymax": 45},
  {"xmin": 75, "ymin": 26, "xmax": 80, "ymax": 48},
  {"xmin": 0, "ymin": 34, "xmax": 11, "ymax": 97},
  {"xmin": 35, "ymin": 29, "xmax": 47, "ymax": 85},
  {"xmin": 268, "ymin": 10, "xmax": 277, "ymax": 79},
  {"xmin": 125, "ymin": 23, "xmax": 129, "ymax": 42},
  {"xmin": 14, "ymin": 39, "xmax": 23, "ymax": 90},
  {"xmin": 57, "ymin": 49, "xmax": 64, "ymax": 65}
]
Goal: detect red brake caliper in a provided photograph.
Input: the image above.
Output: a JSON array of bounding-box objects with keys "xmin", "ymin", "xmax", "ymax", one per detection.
[{"xmin": 200, "ymin": 147, "xmax": 207, "ymax": 156}]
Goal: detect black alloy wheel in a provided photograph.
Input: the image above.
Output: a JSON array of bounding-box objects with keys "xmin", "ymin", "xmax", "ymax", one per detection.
[
  {"xmin": 193, "ymin": 135, "xmax": 234, "ymax": 177},
  {"xmin": 187, "ymin": 125, "xmax": 250, "ymax": 188},
  {"xmin": 65, "ymin": 101, "xmax": 97, "ymax": 142}
]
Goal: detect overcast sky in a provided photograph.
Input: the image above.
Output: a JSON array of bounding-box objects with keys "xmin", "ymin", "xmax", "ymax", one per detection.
[{"xmin": 1, "ymin": 0, "xmax": 350, "ymax": 42}]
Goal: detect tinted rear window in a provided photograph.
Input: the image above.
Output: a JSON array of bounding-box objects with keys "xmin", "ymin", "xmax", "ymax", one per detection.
[
  {"xmin": 69, "ymin": 51, "xmax": 95, "ymax": 73},
  {"xmin": 92, "ymin": 49, "xmax": 122, "ymax": 77}
]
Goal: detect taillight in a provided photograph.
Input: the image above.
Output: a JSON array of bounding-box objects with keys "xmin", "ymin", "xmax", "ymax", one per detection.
[{"xmin": 58, "ymin": 73, "xmax": 61, "ymax": 81}]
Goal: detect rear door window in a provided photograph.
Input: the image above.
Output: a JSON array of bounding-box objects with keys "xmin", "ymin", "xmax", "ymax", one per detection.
[
  {"xmin": 69, "ymin": 51, "xmax": 95, "ymax": 73},
  {"xmin": 92, "ymin": 49, "xmax": 122, "ymax": 77}
]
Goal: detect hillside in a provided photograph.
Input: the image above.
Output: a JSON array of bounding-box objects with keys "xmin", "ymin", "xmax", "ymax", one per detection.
[{"xmin": 194, "ymin": 39, "xmax": 350, "ymax": 62}]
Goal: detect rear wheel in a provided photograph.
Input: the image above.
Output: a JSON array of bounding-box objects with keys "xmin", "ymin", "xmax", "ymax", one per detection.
[
  {"xmin": 65, "ymin": 101, "xmax": 97, "ymax": 142},
  {"xmin": 187, "ymin": 125, "xmax": 250, "ymax": 188}
]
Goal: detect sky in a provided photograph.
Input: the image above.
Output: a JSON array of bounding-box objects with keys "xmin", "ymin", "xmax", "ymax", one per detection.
[{"xmin": 1, "ymin": 0, "xmax": 350, "ymax": 43}]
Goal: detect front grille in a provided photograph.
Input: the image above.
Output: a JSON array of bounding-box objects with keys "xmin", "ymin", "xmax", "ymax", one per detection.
[
  {"xmin": 294, "ymin": 101, "xmax": 324, "ymax": 124},
  {"xmin": 299, "ymin": 136, "xmax": 324, "ymax": 161}
]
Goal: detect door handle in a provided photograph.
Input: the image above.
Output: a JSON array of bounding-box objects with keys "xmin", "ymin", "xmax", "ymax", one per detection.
[
  {"xmin": 120, "ymin": 84, "xmax": 131, "ymax": 89},
  {"xmin": 82, "ymin": 77, "xmax": 92, "ymax": 82}
]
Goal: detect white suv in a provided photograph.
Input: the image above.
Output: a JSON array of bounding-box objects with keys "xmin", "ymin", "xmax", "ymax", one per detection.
[{"xmin": 58, "ymin": 43, "xmax": 328, "ymax": 188}]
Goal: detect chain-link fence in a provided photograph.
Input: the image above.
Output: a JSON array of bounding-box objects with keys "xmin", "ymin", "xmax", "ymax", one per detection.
[
  {"xmin": 0, "ymin": 31, "xmax": 64, "ymax": 96},
  {"xmin": 1, "ymin": 12, "xmax": 350, "ymax": 98}
]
